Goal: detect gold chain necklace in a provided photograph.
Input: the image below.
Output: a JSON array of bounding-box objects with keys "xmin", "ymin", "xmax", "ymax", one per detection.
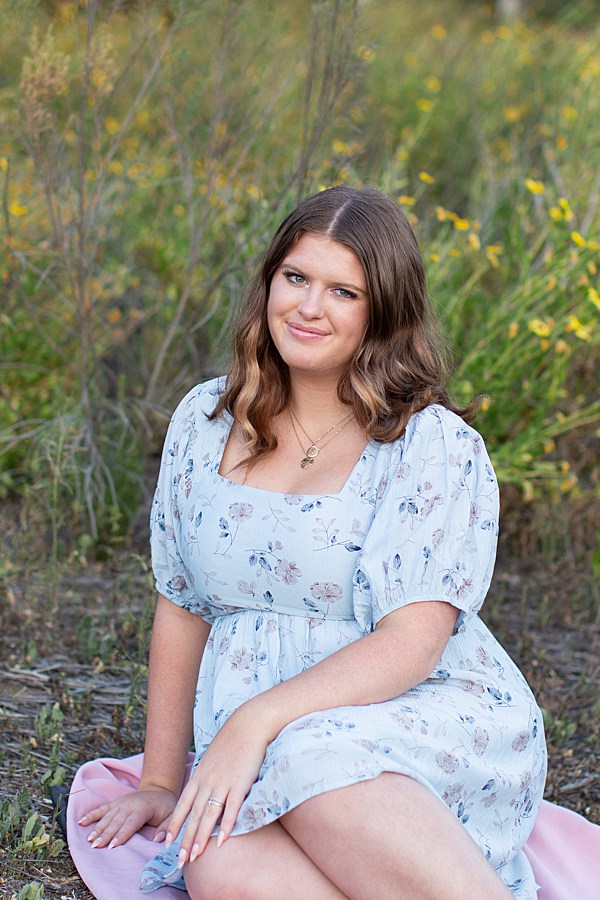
[{"xmin": 288, "ymin": 408, "xmax": 354, "ymax": 469}]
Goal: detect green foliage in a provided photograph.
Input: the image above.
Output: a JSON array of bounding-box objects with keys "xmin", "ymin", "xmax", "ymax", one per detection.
[
  {"xmin": 0, "ymin": 788, "xmax": 64, "ymax": 861},
  {"xmin": 34, "ymin": 703, "xmax": 66, "ymax": 786},
  {"xmin": 0, "ymin": 0, "xmax": 598, "ymax": 541},
  {"xmin": 18, "ymin": 883, "xmax": 45, "ymax": 900}
]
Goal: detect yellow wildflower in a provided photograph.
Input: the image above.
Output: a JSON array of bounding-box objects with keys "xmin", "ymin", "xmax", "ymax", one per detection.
[
  {"xmin": 558, "ymin": 198, "xmax": 573, "ymax": 220},
  {"xmin": 449, "ymin": 249, "xmax": 462, "ymax": 258},
  {"xmin": 560, "ymin": 106, "xmax": 577, "ymax": 121},
  {"xmin": 398, "ymin": 196, "xmax": 415, "ymax": 206},
  {"xmin": 104, "ymin": 116, "xmax": 119, "ymax": 135},
  {"xmin": 555, "ymin": 339, "xmax": 569, "ymax": 355},
  {"xmin": 544, "ymin": 439, "xmax": 555, "ymax": 454},
  {"xmin": 547, "ymin": 275, "xmax": 557, "ymax": 291},
  {"xmin": 508, "ymin": 322, "xmax": 519, "ymax": 339},
  {"xmin": 571, "ymin": 231, "xmax": 586, "ymax": 248},
  {"xmin": 588, "ymin": 262, "xmax": 598, "ymax": 276},
  {"xmin": 503, "ymin": 107, "xmax": 522, "ymax": 123},
  {"xmin": 496, "ymin": 25, "xmax": 512, "ymax": 39},
  {"xmin": 560, "ymin": 475, "xmax": 576, "ymax": 494},
  {"xmin": 430, "ymin": 253, "xmax": 440, "ymax": 263},
  {"xmin": 172, "ymin": 203, "xmax": 186, "ymax": 218},
  {"xmin": 332, "ymin": 140, "xmax": 352, "ymax": 155},
  {"xmin": 431, "ymin": 25, "xmax": 447, "ymax": 40},
  {"xmin": 481, "ymin": 30, "xmax": 495, "ymax": 45},
  {"xmin": 0, "ymin": 157, "xmax": 7, "ymax": 172},
  {"xmin": 247, "ymin": 184, "xmax": 263, "ymax": 200},
  {"xmin": 549, "ymin": 207, "xmax": 562, "ymax": 222},
  {"xmin": 556, "ymin": 136, "xmax": 567, "ymax": 151},
  {"xmin": 417, "ymin": 98, "xmax": 433, "ymax": 113},
  {"xmin": 528, "ymin": 318, "xmax": 552, "ymax": 338},
  {"xmin": 135, "ymin": 109, "xmax": 150, "ymax": 127},
  {"xmin": 435, "ymin": 206, "xmax": 449, "ymax": 222},
  {"xmin": 566, "ymin": 315, "xmax": 592, "ymax": 341},
  {"xmin": 358, "ymin": 45, "xmax": 376, "ymax": 61},
  {"xmin": 588, "ymin": 287, "xmax": 600, "ymax": 310},
  {"xmin": 525, "ymin": 178, "xmax": 544, "ymax": 195},
  {"xmin": 480, "ymin": 396, "xmax": 491, "ymax": 413},
  {"xmin": 468, "ymin": 233, "xmax": 481, "ymax": 251},
  {"xmin": 9, "ymin": 202, "xmax": 27, "ymax": 216},
  {"xmin": 108, "ymin": 160, "xmax": 123, "ymax": 175},
  {"xmin": 453, "ymin": 217, "xmax": 469, "ymax": 231},
  {"xmin": 106, "ymin": 308, "xmax": 122, "ymax": 324},
  {"xmin": 540, "ymin": 338, "xmax": 549, "ymax": 351},
  {"xmin": 424, "ymin": 75, "xmax": 441, "ymax": 93},
  {"xmin": 418, "ymin": 171, "xmax": 435, "ymax": 184}
]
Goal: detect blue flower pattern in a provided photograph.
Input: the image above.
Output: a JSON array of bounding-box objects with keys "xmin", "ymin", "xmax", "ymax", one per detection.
[{"xmin": 142, "ymin": 379, "xmax": 547, "ymax": 898}]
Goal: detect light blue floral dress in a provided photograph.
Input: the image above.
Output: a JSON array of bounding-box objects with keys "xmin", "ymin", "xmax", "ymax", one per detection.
[{"xmin": 141, "ymin": 378, "xmax": 547, "ymax": 898}]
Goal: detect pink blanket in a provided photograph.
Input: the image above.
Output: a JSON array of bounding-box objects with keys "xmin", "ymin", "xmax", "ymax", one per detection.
[{"xmin": 67, "ymin": 754, "xmax": 600, "ymax": 899}]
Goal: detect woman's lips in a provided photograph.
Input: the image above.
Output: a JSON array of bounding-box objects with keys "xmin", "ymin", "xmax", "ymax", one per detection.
[{"xmin": 287, "ymin": 322, "xmax": 329, "ymax": 339}]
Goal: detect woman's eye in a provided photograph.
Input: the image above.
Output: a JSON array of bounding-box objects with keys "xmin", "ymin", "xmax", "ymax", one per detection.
[
  {"xmin": 283, "ymin": 269, "xmax": 305, "ymax": 284},
  {"xmin": 335, "ymin": 287, "xmax": 358, "ymax": 300}
]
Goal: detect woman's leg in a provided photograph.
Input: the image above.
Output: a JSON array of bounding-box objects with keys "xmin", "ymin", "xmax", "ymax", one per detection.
[
  {"xmin": 184, "ymin": 819, "xmax": 347, "ymax": 900},
  {"xmin": 281, "ymin": 773, "xmax": 513, "ymax": 900}
]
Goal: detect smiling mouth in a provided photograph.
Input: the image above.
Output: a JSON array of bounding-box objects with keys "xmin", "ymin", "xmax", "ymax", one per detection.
[{"xmin": 287, "ymin": 322, "xmax": 330, "ymax": 337}]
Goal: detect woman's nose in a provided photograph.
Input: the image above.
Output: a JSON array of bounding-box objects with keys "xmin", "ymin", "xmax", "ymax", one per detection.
[{"xmin": 297, "ymin": 287, "xmax": 324, "ymax": 318}]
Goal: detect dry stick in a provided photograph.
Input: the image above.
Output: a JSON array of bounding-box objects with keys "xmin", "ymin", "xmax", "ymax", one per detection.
[{"xmin": 144, "ymin": 0, "xmax": 361, "ymax": 405}]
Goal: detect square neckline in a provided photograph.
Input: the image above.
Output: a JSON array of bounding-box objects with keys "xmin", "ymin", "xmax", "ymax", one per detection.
[{"xmin": 214, "ymin": 412, "xmax": 377, "ymax": 499}]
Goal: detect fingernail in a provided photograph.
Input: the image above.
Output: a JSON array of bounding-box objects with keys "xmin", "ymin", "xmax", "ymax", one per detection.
[
  {"xmin": 86, "ymin": 831, "xmax": 97, "ymax": 843},
  {"xmin": 189, "ymin": 843, "xmax": 200, "ymax": 862},
  {"xmin": 165, "ymin": 831, "xmax": 173, "ymax": 850},
  {"xmin": 153, "ymin": 830, "xmax": 166, "ymax": 843},
  {"xmin": 217, "ymin": 830, "xmax": 225, "ymax": 848},
  {"xmin": 78, "ymin": 817, "xmax": 87, "ymax": 825},
  {"xmin": 91, "ymin": 837, "xmax": 102, "ymax": 849},
  {"xmin": 177, "ymin": 847, "xmax": 187, "ymax": 869},
  {"xmin": 108, "ymin": 838, "xmax": 118, "ymax": 850}
]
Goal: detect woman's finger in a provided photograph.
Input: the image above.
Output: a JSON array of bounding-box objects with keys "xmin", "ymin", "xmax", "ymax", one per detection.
[
  {"xmin": 216, "ymin": 788, "xmax": 245, "ymax": 847},
  {"xmin": 78, "ymin": 803, "xmax": 112, "ymax": 826},
  {"xmin": 164, "ymin": 777, "xmax": 201, "ymax": 848},
  {"xmin": 183, "ymin": 791, "xmax": 227, "ymax": 863}
]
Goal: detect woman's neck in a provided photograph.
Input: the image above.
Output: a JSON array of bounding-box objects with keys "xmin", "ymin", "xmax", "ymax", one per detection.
[{"xmin": 287, "ymin": 375, "xmax": 351, "ymax": 435}]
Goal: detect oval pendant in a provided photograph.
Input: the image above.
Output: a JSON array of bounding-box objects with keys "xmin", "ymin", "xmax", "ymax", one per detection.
[
  {"xmin": 300, "ymin": 457, "xmax": 314, "ymax": 469},
  {"xmin": 306, "ymin": 445, "xmax": 319, "ymax": 459}
]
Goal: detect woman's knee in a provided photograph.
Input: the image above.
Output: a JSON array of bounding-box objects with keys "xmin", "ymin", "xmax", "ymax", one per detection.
[{"xmin": 183, "ymin": 834, "xmax": 272, "ymax": 900}]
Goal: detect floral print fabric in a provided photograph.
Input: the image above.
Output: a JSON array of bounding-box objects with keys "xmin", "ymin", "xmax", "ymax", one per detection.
[{"xmin": 142, "ymin": 379, "xmax": 547, "ymax": 898}]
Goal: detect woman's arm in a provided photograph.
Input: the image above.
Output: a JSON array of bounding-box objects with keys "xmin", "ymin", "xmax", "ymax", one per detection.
[
  {"xmin": 78, "ymin": 595, "xmax": 210, "ymax": 848},
  {"xmin": 168, "ymin": 598, "xmax": 458, "ymax": 863}
]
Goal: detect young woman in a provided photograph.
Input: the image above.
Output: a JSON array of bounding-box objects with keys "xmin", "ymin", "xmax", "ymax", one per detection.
[{"xmin": 76, "ymin": 186, "xmax": 547, "ymax": 898}]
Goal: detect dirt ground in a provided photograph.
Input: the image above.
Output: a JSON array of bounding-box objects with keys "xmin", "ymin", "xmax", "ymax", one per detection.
[{"xmin": 1, "ymin": 525, "xmax": 599, "ymax": 899}]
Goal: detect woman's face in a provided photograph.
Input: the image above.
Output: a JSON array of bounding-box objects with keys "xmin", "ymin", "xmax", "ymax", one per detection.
[{"xmin": 267, "ymin": 233, "xmax": 369, "ymax": 383}]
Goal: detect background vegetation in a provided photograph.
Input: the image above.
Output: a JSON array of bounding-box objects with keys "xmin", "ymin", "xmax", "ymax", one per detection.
[{"xmin": 1, "ymin": 1, "xmax": 599, "ymax": 896}]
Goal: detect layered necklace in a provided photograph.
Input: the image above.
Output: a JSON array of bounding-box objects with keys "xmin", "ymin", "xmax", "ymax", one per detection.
[{"xmin": 288, "ymin": 407, "xmax": 354, "ymax": 469}]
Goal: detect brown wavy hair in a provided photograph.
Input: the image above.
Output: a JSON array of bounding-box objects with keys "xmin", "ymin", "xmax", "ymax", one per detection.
[{"xmin": 210, "ymin": 185, "xmax": 477, "ymax": 459}]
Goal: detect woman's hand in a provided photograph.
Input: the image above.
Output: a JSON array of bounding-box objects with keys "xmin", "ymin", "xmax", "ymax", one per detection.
[
  {"xmin": 78, "ymin": 784, "xmax": 178, "ymax": 849},
  {"xmin": 166, "ymin": 702, "xmax": 271, "ymax": 865}
]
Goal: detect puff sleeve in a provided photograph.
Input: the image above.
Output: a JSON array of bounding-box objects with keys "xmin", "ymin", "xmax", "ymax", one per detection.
[
  {"xmin": 352, "ymin": 405, "xmax": 499, "ymax": 634},
  {"xmin": 149, "ymin": 383, "xmax": 215, "ymax": 616}
]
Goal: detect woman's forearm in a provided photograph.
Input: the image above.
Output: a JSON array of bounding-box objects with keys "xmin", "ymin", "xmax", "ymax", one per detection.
[
  {"xmin": 249, "ymin": 600, "xmax": 458, "ymax": 741},
  {"xmin": 140, "ymin": 594, "xmax": 210, "ymax": 795}
]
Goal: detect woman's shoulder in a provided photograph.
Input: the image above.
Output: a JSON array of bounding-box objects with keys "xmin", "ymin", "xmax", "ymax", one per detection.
[
  {"xmin": 408, "ymin": 403, "xmax": 484, "ymax": 440},
  {"xmin": 169, "ymin": 375, "xmax": 227, "ymax": 425},
  {"xmin": 389, "ymin": 403, "xmax": 491, "ymax": 469}
]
